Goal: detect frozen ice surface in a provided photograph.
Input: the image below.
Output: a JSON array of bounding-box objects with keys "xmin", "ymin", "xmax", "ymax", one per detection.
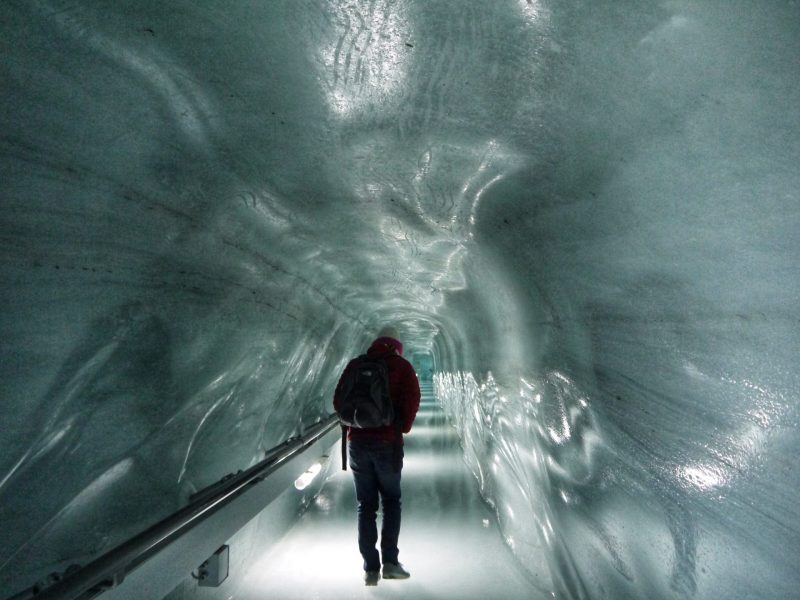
[{"xmin": 1, "ymin": 0, "xmax": 799, "ymax": 599}]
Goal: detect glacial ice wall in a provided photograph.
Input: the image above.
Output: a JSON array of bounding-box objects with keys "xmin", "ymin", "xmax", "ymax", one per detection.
[{"xmin": 1, "ymin": 1, "xmax": 799, "ymax": 599}]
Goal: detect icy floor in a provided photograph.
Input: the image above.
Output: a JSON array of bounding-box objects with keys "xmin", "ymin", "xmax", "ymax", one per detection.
[{"xmin": 237, "ymin": 384, "xmax": 543, "ymax": 600}]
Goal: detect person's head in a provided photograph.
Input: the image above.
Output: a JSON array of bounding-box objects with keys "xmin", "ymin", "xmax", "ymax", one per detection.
[{"xmin": 373, "ymin": 326, "xmax": 403, "ymax": 355}]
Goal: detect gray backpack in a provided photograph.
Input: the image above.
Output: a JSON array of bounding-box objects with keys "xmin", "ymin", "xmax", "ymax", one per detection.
[{"xmin": 336, "ymin": 355, "xmax": 394, "ymax": 428}]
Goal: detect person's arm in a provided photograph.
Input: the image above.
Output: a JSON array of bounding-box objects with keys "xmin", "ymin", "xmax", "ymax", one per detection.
[
  {"xmin": 400, "ymin": 361, "xmax": 420, "ymax": 433},
  {"xmin": 333, "ymin": 359, "xmax": 355, "ymax": 413}
]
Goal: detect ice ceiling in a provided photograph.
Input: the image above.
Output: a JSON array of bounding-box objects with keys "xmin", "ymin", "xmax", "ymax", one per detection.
[{"xmin": 1, "ymin": 1, "xmax": 799, "ymax": 599}]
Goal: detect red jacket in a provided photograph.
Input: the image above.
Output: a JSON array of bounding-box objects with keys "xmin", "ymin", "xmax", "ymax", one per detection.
[{"xmin": 333, "ymin": 336, "xmax": 420, "ymax": 444}]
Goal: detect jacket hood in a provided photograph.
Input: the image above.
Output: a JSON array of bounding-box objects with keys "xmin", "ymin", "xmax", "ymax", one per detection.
[{"xmin": 368, "ymin": 336, "xmax": 403, "ymax": 356}]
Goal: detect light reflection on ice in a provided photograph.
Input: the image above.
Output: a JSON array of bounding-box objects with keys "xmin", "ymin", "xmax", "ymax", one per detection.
[
  {"xmin": 69, "ymin": 459, "xmax": 134, "ymax": 508},
  {"xmin": 518, "ymin": 0, "xmax": 545, "ymax": 24},
  {"xmin": 434, "ymin": 369, "xmax": 601, "ymax": 595},
  {"xmin": 435, "ymin": 357, "xmax": 800, "ymax": 599},
  {"xmin": 318, "ymin": 0, "xmax": 412, "ymax": 119},
  {"xmin": 678, "ymin": 464, "xmax": 726, "ymax": 491}
]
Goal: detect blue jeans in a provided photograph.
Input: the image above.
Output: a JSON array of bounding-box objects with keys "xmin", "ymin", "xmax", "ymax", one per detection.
[{"xmin": 348, "ymin": 439, "xmax": 403, "ymax": 571}]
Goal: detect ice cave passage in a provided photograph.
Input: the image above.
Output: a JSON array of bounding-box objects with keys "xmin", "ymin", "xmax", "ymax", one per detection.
[{"xmin": 1, "ymin": 1, "xmax": 799, "ymax": 599}]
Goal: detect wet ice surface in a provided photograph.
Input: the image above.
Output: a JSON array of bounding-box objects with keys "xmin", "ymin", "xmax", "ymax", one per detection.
[
  {"xmin": 435, "ymin": 369, "xmax": 800, "ymax": 600},
  {"xmin": 1, "ymin": 1, "xmax": 799, "ymax": 598},
  {"xmin": 237, "ymin": 384, "xmax": 540, "ymax": 600}
]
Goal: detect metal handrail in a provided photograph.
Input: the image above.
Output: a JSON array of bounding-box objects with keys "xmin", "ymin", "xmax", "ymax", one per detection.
[{"xmin": 8, "ymin": 414, "xmax": 340, "ymax": 600}]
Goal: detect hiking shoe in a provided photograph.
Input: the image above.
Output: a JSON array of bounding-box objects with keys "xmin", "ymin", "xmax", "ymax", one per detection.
[
  {"xmin": 382, "ymin": 562, "xmax": 410, "ymax": 579},
  {"xmin": 363, "ymin": 570, "xmax": 380, "ymax": 586}
]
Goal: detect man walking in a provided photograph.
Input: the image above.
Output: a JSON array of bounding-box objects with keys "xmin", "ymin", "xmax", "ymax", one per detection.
[{"xmin": 333, "ymin": 327, "xmax": 420, "ymax": 585}]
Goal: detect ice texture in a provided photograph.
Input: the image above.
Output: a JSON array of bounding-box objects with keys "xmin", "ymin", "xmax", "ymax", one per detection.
[{"xmin": 1, "ymin": 0, "xmax": 799, "ymax": 599}]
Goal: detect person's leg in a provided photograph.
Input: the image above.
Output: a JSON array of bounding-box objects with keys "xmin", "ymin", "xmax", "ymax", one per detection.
[
  {"xmin": 374, "ymin": 444, "xmax": 403, "ymax": 566},
  {"xmin": 349, "ymin": 441, "xmax": 380, "ymax": 572}
]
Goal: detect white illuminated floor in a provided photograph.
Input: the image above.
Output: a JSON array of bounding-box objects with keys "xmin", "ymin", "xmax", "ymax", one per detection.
[{"xmin": 236, "ymin": 385, "xmax": 545, "ymax": 600}]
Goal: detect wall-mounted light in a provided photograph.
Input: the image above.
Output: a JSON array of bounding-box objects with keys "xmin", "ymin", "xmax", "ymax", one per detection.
[{"xmin": 294, "ymin": 462, "xmax": 322, "ymax": 491}]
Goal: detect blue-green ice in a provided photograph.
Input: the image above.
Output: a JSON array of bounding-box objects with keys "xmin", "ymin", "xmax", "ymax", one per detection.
[{"xmin": 1, "ymin": 1, "xmax": 798, "ymax": 599}]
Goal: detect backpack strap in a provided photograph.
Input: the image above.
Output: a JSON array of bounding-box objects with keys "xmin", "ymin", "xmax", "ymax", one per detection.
[{"xmin": 341, "ymin": 424, "xmax": 348, "ymax": 471}]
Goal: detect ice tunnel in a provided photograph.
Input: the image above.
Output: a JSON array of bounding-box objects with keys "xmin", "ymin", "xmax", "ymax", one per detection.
[{"xmin": 1, "ymin": 1, "xmax": 799, "ymax": 599}]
